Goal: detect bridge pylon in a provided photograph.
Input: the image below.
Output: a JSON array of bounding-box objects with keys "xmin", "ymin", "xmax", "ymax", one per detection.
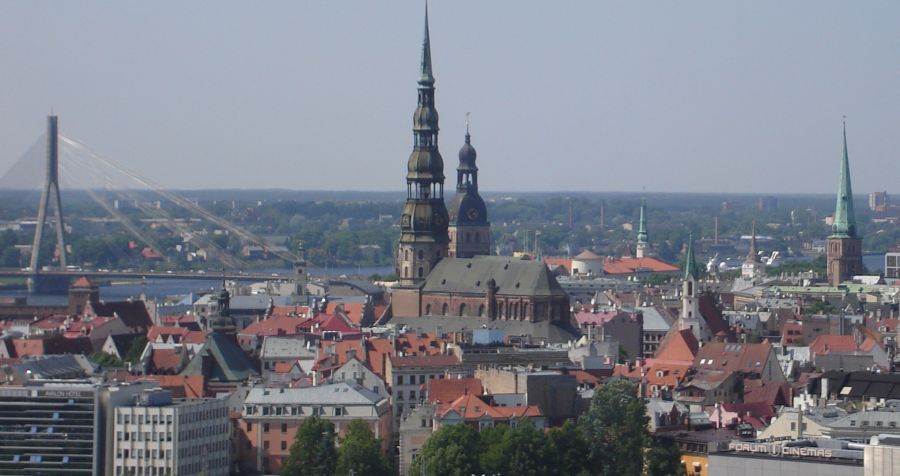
[{"xmin": 28, "ymin": 115, "xmax": 68, "ymax": 292}]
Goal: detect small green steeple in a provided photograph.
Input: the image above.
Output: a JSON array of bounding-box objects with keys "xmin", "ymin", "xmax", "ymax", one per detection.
[
  {"xmin": 683, "ymin": 234, "xmax": 699, "ymax": 280},
  {"xmin": 830, "ymin": 119, "xmax": 857, "ymax": 238},
  {"xmin": 637, "ymin": 199, "xmax": 648, "ymax": 244},
  {"xmin": 419, "ymin": 3, "xmax": 434, "ymax": 85}
]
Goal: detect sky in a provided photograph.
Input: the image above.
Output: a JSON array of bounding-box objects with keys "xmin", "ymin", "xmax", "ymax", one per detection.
[{"xmin": 0, "ymin": 1, "xmax": 898, "ymax": 194}]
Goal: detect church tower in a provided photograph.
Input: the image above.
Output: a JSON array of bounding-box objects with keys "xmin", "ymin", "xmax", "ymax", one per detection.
[
  {"xmin": 741, "ymin": 221, "xmax": 765, "ymax": 279},
  {"xmin": 635, "ymin": 199, "xmax": 650, "ymax": 258},
  {"xmin": 679, "ymin": 236, "xmax": 709, "ymax": 342},
  {"xmin": 826, "ymin": 121, "xmax": 863, "ymax": 286},
  {"xmin": 448, "ymin": 118, "xmax": 490, "ymax": 258},
  {"xmin": 396, "ymin": 6, "xmax": 450, "ymax": 286}
]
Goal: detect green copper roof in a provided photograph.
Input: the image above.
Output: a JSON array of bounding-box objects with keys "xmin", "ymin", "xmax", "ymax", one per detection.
[
  {"xmin": 419, "ymin": 4, "xmax": 434, "ymax": 85},
  {"xmin": 637, "ymin": 199, "xmax": 648, "ymax": 244},
  {"xmin": 683, "ymin": 234, "xmax": 699, "ymax": 280},
  {"xmin": 830, "ymin": 121, "xmax": 857, "ymax": 238}
]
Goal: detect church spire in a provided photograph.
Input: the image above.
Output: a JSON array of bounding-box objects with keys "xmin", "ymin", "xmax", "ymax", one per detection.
[
  {"xmin": 683, "ymin": 234, "xmax": 699, "ymax": 281},
  {"xmin": 831, "ymin": 119, "xmax": 857, "ymax": 238},
  {"xmin": 637, "ymin": 199, "xmax": 648, "ymax": 244},
  {"xmin": 419, "ymin": 3, "xmax": 434, "ymax": 85},
  {"xmin": 746, "ymin": 220, "xmax": 757, "ymax": 262}
]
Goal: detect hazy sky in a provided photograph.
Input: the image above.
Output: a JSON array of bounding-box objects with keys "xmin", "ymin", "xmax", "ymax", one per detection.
[{"xmin": 0, "ymin": 1, "xmax": 897, "ymax": 194}]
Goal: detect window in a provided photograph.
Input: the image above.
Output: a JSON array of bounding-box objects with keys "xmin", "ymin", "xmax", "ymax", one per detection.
[
  {"xmin": 281, "ymin": 423, "xmax": 287, "ymax": 433},
  {"xmin": 264, "ymin": 441, "xmax": 269, "ymax": 450},
  {"xmin": 263, "ymin": 423, "xmax": 270, "ymax": 433},
  {"xmin": 418, "ymin": 267, "xmax": 424, "ymax": 278},
  {"xmin": 281, "ymin": 441, "xmax": 287, "ymax": 451}
]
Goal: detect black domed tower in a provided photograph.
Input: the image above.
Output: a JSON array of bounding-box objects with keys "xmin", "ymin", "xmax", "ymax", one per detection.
[
  {"xmin": 396, "ymin": 5, "xmax": 450, "ymax": 287},
  {"xmin": 448, "ymin": 119, "xmax": 490, "ymax": 258}
]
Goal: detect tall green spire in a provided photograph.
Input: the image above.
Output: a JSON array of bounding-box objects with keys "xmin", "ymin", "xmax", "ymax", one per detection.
[
  {"xmin": 683, "ymin": 234, "xmax": 699, "ymax": 280},
  {"xmin": 419, "ymin": 3, "xmax": 434, "ymax": 85},
  {"xmin": 831, "ymin": 120, "xmax": 857, "ymax": 238},
  {"xmin": 637, "ymin": 199, "xmax": 648, "ymax": 244}
]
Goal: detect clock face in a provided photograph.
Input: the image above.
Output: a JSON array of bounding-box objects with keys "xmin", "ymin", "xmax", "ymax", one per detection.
[
  {"xmin": 401, "ymin": 214, "xmax": 411, "ymax": 227},
  {"xmin": 467, "ymin": 208, "xmax": 480, "ymax": 220}
]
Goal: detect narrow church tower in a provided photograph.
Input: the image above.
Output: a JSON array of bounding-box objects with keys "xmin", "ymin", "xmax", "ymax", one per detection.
[
  {"xmin": 741, "ymin": 221, "xmax": 765, "ymax": 279},
  {"xmin": 826, "ymin": 120, "xmax": 863, "ymax": 286},
  {"xmin": 396, "ymin": 5, "xmax": 450, "ymax": 286},
  {"xmin": 679, "ymin": 236, "xmax": 708, "ymax": 342},
  {"xmin": 448, "ymin": 117, "xmax": 490, "ymax": 258},
  {"xmin": 635, "ymin": 199, "xmax": 650, "ymax": 258}
]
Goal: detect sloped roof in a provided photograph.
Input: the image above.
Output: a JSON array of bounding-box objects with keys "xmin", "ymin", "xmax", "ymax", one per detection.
[
  {"xmin": 71, "ymin": 276, "xmax": 96, "ymax": 288},
  {"xmin": 88, "ymin": 300, "xmax": 153, "ymax": 330},
  {"xmin": 602, "ymin": 257, "xmax": 679, "ymax": 275},
  {"xmin": 810, "ymin": 334, "xmax": 880, "ymax": 356},
  {"xmin": 693, "ymin": 342, "xmax": 775, "ymax": 377},
  {"xmin": 244, "ymin": 382, "xmax": 383, "ymax": 406},
  {"xmin": 438, "ymin": 393, "xmax": 542, "ymax": 421},
  {"xmin": 181, "ymin": 333, "xmax": 257, "ymax": 382},
  {"xmin": 428, "ymin": 377, "xmax": 483, "ymax": 406},
  {"xmin": 655, "ymin": 329, "xmax": 699, "ymax": 363},
  {"xmin": 422, "ymin": 256, "xmax": 567, "ymax": 297},
  {"xmin": 574, "ymin": 250, "xmax": 602, "ymax": 261}
]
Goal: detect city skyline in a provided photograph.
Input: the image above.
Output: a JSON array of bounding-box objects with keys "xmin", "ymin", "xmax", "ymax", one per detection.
[{"xmin": 1, "ymin": 1, "xmax": 898, "ymax": 194}]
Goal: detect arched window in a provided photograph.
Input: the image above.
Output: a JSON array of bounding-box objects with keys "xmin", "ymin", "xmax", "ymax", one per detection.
[
  {"xmin": 498, "ymin": 305, "xmax": 504, "ymax": 319},
  {"xmin": 522, "ymin": 303, "xmax": 528, "ymax": 319},
  {"xmin": 687, "ymin": 281, "xmax": 693, "ymax": 296},
  {"xmin": 478, "ymin": 304, "xmax": 485, "ymax": 317},
  {"xmin": 418, "ymin": 250, "xmax": 424, "ymax": 260},
  {"xmin": 513, "ymin": 303, "xmax": 519, "ymax": 319},
  {"xmin": 404, "ymin": 267, "xmax": 408, "ymax": 278},
  {"xmin": 442, "ymin": 303, "xmax": 449, "ymax": 316},
  {"xmin": 404, "ymin": 249, "xmax": 409, "ymax": 261},
  {"xmin": 425, "ymin": 304, "xmax": 431, "ymax": 315},
  {"xmin": 418, "ymin": 267, "xmax": 424, "ymax": 278},
  {"xmin": 459, "ymin": 303, "xmax": 467, "ymax": 316}
]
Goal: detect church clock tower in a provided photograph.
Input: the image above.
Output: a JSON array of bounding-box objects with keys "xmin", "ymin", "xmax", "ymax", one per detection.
[
  {"xmin": 448, "ymin": 119, "xmax": 490, "ymax": 258},
  {"xmin": 826, "ymin": 120, "xmax": 863, "ymax": 286},
  {"xmin": 396, "ymin": 6, "xmax": 450, "ymax": 287}
]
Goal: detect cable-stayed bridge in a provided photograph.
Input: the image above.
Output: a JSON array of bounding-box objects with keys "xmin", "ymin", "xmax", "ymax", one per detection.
[{"xmin": 0, "ymin": 115, "xmax": 308, "ymax": 292}]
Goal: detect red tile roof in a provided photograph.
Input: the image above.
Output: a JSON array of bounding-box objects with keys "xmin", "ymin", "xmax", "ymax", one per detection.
[
  {"xmin": 574, "ymin": 310, "xmax": 640, "ymax": 327},
  {"xmin": 239, "ymin": 315, "xmax": 311, "ymax": 338},
  {"xmin": 71, "ymin": 276, "xmax": 95, "ymax": 288},
  {"xmin": 438, "ymin": 393, "xmax": 542, "ymax": 421},
  {"xmin": 655, "ymin": 329, "xmax": 700, "ymax": 363},
  {"xmin": 428, "ymin": 378, "xmax": 483, "ymax": 406},
  {"xmin": 693, "ymin": 342, "xmax": 775, "ymax": 377},
  {"xmin": 150, "ymin": 348, "xmax": 185, "ymax": 373},
  {"xmin": 809, "ymin": 334, "xmax": 880, "ymax": 356},
  {"xmin": 602, "ymin": 257, "xmax": 679, "ymax": 275}
]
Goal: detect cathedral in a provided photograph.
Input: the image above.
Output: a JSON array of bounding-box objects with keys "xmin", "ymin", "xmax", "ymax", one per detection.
[
  {"xmin": 826, "ymin": 121, "xmax": 863, "ymax": 286},
  {"xmin": 390, "ymin": 9, "xmax": 573, "ymax": 342}
]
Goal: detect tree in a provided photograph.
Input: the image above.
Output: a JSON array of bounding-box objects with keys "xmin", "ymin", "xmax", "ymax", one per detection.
[
  {"xmin": 335, "ymin": 419, "xmax": 391, "ymax": 476},
  {"xmin": 410, "ymin": 423, "xmax": 480, "ymax": 476},
  {"xmin": 645, "ymin": 437, "xmax": 686, "ymax": 476},
  {"xmin": 123, "ymin": 335, "xmax": 147, "ymax": 364},
  {"xmin": 501, "ymin": 420, "xmax": 558, "ymax": 476},
  {"xmin": 580, "ymin": 379, "xmax": 649, "ymax": 476},
  {"xmin": 548, "ymin": 421, "xmax": 590, "ymax": 476},
  {"xmin": 281, "ymin": 416, "xmax": 337, "ymax": 476}
]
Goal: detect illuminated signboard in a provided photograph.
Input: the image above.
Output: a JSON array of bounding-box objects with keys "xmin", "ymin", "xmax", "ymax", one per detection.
[{"xmin": 727, "ymin": 442, "xmax": 833, "ymax": 458}]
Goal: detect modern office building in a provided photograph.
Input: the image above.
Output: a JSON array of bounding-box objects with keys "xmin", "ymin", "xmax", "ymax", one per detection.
[
  {"xmin": 0, "ymin": 382, "xmax": 101, "ymax": 475},
  {"xmin": 112, "ymin": 388, "xmax": 230, "ymax": 476}
]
